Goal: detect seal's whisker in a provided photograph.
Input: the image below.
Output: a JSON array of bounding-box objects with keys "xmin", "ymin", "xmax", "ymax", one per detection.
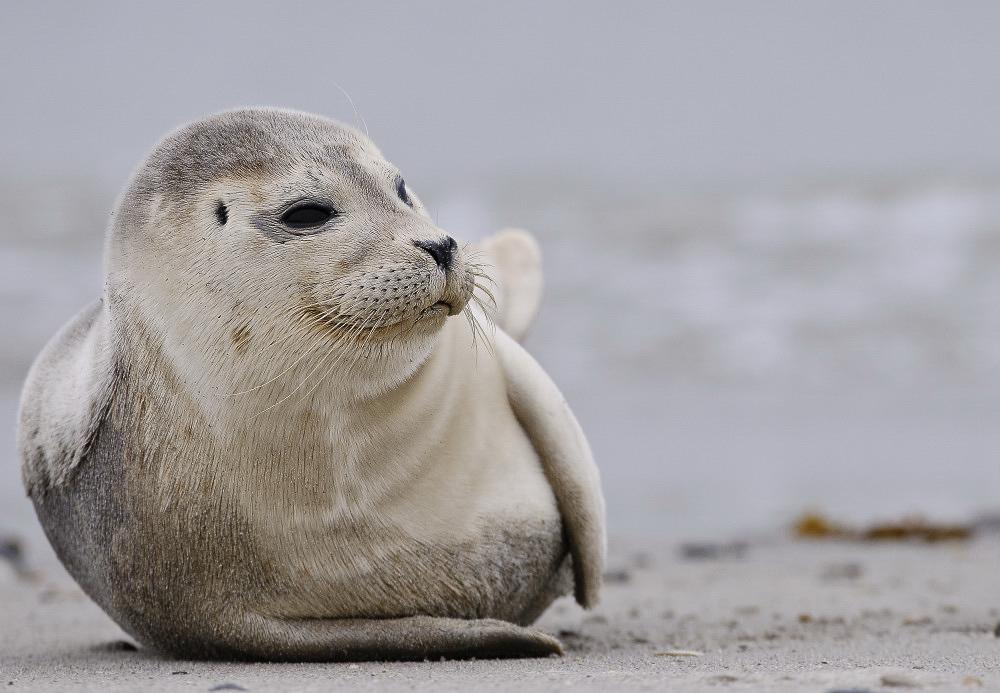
[
  {"xmin": 224, "ymin": 297, "xmax": 372, "ymax": 397},
  {"xmin": 467, "ymin": 261, "xmax": 499, "ymax": 295},
  {"xmin": 224, "ymin": 323, "xmax": 327, "ymax": 398},
  {"xmin": 463, "ymin": 303, "xmax": 495, "ymax": 357},
  {"xmin": 287, "ymin": 344, "xmax": 349, "ymax": 411},
  {"xmin": 358, "ymin": 306, "xmax": 392, "ymax": 350},
  {"xmin": 285, "ymin": 305, "xmax": 397, "ymax": 412},
  {"xmin": 461, "ymin": 246, "xmax": 487, "ymax": 260},
  {"xmin": 328, "ymin": 80, "xmax": 368, "ymax": 137},
  {"xmin": 465, "ymin": 309, "xmax": 479, "ymax": 352},
  {"xmin": 462, "ymin": 252, "xmax": 494, "ymax": 274},
  {"xmin": 248, "ymin": 306, "xmax": 382, "ymax": 418},
  {"xmin": 248, "ymin": 328, "xmax": 364, "ymax": 418},
  {"xmin": 470, "ymin": 293, "xmax": 498, "ymax": 328},
  {"xmin": 469, "ymin": 266, "xmax": 496, "ymax": 280},
  {"xmin": 292, "ymin": 307, "xmax": 391, "ymax": 408},
  {"xmin": 472, "ymin": 281, "xmax": 499, "ymax": 312}
]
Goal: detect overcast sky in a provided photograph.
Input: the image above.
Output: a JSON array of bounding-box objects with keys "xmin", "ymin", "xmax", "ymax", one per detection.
[{"xmin": 3, "ymin": 1, "xmax": 1000, "ymax": 191}]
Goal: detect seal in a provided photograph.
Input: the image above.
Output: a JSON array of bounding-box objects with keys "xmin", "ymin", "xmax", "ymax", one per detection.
[{"xmin": 17, "ymin": 108, "xmax": 605, "ymax": 662}]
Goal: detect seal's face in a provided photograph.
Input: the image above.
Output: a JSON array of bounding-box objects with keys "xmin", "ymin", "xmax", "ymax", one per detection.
[
  {"xmin": 224, "ymin": 148, "xmax": 475, "ymax": 342},
  {"xmin": 108, "ymin": 109, "xmax": 486, "ymax": 400}
]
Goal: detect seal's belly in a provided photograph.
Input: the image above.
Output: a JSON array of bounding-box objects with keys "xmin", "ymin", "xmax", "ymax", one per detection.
[
  {"xmin": 247, "ymin": 436, "xmax": 567, "ymax": 622},
  {"xmin": 259, "ymin": 512, "xmax": 566, "ymax": 622}
]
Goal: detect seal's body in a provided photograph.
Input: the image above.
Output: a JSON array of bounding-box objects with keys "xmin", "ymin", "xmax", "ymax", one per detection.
[{"xmin": 18, "ymin": 109, "xmax": 604, "ymax": 661}]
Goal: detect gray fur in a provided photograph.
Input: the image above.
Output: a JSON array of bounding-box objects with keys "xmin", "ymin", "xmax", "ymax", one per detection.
[{"xmin": 17, "ymin": 108, "xmax": 604, "ymax": 662}]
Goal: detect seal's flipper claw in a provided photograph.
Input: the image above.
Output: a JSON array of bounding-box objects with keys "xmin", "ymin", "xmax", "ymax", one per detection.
[{"xmin": 209, "ymin": 615, "xmax": 563, "ymax": 662}]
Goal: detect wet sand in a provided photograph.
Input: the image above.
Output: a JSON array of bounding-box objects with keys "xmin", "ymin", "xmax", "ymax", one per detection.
[{"xmin": 3, "ymin": 532, "xmax": 997, "ymax": 692}]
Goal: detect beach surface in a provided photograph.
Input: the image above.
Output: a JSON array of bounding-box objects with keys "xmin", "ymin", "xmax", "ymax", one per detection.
[
  {"xmin": 3, "ymin": 529, "xmax": 998, "ymax": 692},
  {"xmin": 4, "ymin": 5, "xmax": 1000, "ymax": 687}
]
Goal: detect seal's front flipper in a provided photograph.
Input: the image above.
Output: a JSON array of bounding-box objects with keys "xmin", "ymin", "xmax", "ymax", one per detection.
[
  {"xmin": 211, "ymin": 615, "xmax": 562, "ymax": 662},
  {"xmin": 495, "ymin": 330, "xmax": 606, "ymax": 608}
]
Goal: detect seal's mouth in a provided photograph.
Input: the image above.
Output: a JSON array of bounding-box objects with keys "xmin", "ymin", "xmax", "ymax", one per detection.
[{"xmin": 419, "ymin": 300, "xmax": 453, "ymax": 318}]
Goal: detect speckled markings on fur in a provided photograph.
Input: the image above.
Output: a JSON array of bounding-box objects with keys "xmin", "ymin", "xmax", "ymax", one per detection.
[{"xmin": 17, "ymin": 108, "xmax": 605, "ymax": 661}]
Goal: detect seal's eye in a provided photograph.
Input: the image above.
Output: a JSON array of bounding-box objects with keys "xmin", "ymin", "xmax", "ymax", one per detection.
[
  {"xmin": 281, "ymin": 203, "xmax": 334, "ymax": 230},
  {"xmin": 215, "ymin": 201, "xmax": 228, "ymax": 225},
  {"xmin": 396, "ymin": 177, "xmax": 413, "ymax": 208}
]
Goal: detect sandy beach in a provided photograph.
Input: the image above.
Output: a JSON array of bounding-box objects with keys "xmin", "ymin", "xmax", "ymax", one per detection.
[
  {"xmin": 3, "ymin": 527, "xmax": 998, "ymax": 692},
  {"xmin": 4, "ymin": 4, "xmax": 1000, "ymax": 690}
]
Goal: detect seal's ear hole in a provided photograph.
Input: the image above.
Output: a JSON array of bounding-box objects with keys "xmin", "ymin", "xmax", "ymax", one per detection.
[
  {"xmin": 215, "ymin": 201, "xmax": 228, "ymax": 226},
  {"xmin": 396, "ymin": 177, "xmax": 413, "ymax": 208},
  {"xmin": 281, "ymin": 203, "xmax": 334, "ymax": 230}
]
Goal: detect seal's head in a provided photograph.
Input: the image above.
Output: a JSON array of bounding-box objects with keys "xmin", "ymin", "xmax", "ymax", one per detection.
[{"xmin": 106, "ymin": 108, "xmax": 484, "ymax": 401}]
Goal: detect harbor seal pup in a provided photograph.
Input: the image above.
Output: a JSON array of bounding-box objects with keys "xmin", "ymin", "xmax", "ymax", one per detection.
[{"xmin": 17, "ymin": 108, "xmax": 605, "ymax": 661}]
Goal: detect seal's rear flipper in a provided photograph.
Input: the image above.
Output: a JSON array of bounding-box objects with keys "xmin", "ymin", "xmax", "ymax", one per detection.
[
  {"xmin": 19, "ymin": 300, "xmax": 115, "ymax": 497},
  {"xmin": 475, "ymin": 228, "xmax": 543, "ymax": 342},
  {"xmin": 202, "ymin": 615, "xmax": 563, "ymax": 662}
]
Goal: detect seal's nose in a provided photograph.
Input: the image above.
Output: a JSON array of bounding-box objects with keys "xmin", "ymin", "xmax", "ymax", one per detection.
[{"xmin": 414, "ymin": 236, "xmax": 458, "ymax": 270}]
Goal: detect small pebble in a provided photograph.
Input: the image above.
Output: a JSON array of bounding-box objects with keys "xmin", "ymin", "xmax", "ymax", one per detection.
[
  {"xmin": 881, "ymin": 673, "xmax": 919, "ymax": 688},
  {"xmin": 93, "ymin": 640, "xmax": 137, "ymax": 652},
  {"xmin": 679, "ymin": 542, "xmax": 747, "ymax": 560},
  {"xmin": 0, "ymin": 536, "xmax": 38, "ymax": 580},
  {"xmin": 0, "ymin": 537, "xmax": 24, "ymax": 567},
  {"xmin": 653, "ymin": 650, "xmax": 704, "ymax": 657},
  {"xmin": 709, "ymin": 674, "xmax": 738, "ymax": 683},
  {"xmin": 602, "ymin": 568, "xmax": 631, "ymax": 584}
]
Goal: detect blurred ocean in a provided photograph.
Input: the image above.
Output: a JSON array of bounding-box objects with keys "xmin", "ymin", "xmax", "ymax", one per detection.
[{"xmin": 2, "ymin": 176, "xmax": 998, "ymax": 547}]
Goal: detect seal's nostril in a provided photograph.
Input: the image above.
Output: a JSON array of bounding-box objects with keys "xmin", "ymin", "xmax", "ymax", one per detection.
[{"xmin": 414, "ymin": 236, "xmax": 456, "ymax": 270}]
